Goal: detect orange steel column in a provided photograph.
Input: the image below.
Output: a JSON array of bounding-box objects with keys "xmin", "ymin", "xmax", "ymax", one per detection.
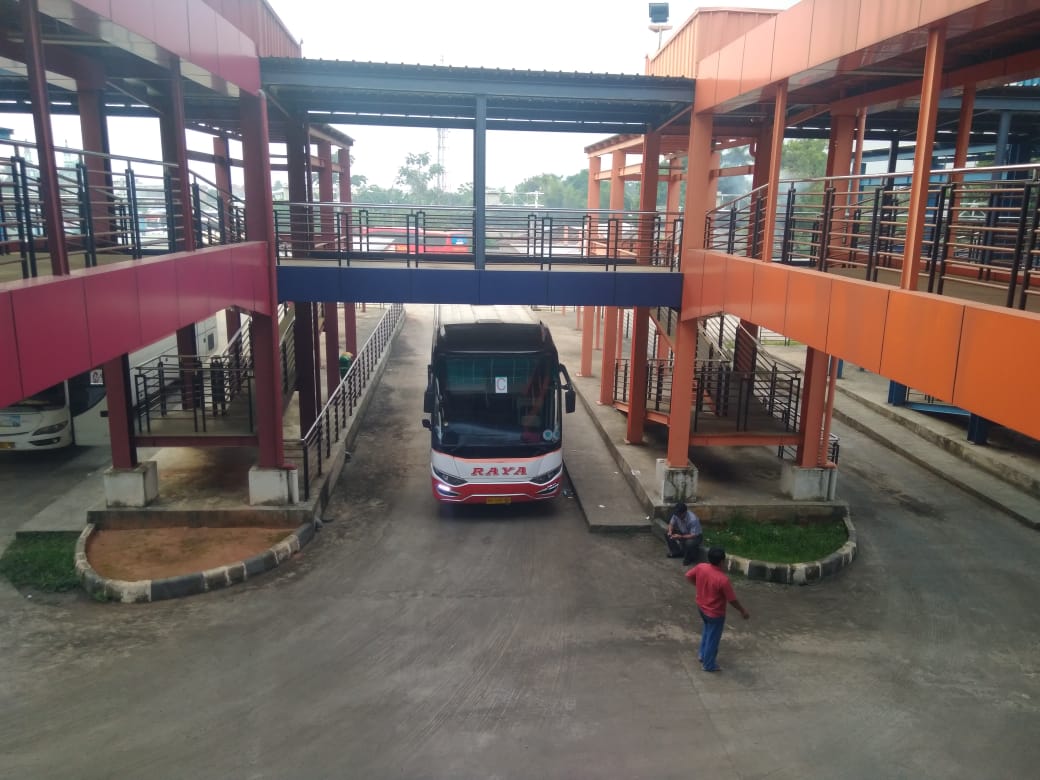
[
  {"xmin": 626, "ymin": 308, "xmax": 650, "ymax": 443},
  {"xmin": 953, "ymin": 84, "xmax": 976, "ymax": 171},
  {"xmin": 581, "ymin": 155, "xmax": 602, "ymax": 376},
  {"xmin": 20, "ymin": 0, "xmax": 69, "ymax": 276},
  {"xmin": 759, "ymin": 81, "xmax": 788, "ymax": 264},
  {"xmin": 637, "ymin": 130, "xmax": 661, "ymax": 264},
  {"xmin": 796, "ymin": 347, "xmax": 829, "ymax": 467},
  {"xmin": 665, "ymin": 157, "xmax": 683, "ymax": 215},
  {"xmin": 666, "ymin": 318, "xmax": 697, "ymax": 467},
  {"xmin": 598, "ymin": 305, "xmax": 619, "ymax": 406},
  {"xmin": 598, "ymin": 152, "xmax": 626, "ymax": 403},
  {"xmin": 901, "ymin": 25, "xmax": 946, "ymax": 291},
  {"xmin": 240, "ymin": 91, "xmax": 285, "ymax": 468}
]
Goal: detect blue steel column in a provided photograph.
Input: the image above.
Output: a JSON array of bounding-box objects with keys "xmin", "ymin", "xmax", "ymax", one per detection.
[
  {"xmin": 474, "ymin": 95, "xmax": 487, "ymax": 270},
  {"xmin": 20, "ymin": 0, "xmax": 69, "ymax": 276},
  {"xmin": 240, "ymin": 91, "xmax": 285, "ymax": 468}
]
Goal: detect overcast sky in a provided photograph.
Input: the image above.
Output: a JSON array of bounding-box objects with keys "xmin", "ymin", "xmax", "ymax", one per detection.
[
  {"xmin": 2, "ymin": 1, "xmax": 797, "ymax": 191},
  {"xmin": 265, "ymin": 0, "xmax": 798, "ymax": 190}
]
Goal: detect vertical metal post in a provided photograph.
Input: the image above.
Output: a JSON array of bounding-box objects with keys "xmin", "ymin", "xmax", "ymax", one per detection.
[{"xmin": 473, "ymin": 94, "xmax": 487, "ymax": 269}]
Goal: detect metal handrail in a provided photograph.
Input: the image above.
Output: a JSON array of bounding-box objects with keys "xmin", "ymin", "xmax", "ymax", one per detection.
[{"xmin": 294, "ymin": 303, "xmax": 405, "ymax": 499}]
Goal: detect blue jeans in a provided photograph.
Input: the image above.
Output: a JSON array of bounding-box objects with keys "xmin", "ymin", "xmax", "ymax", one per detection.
[{"xmin": 698, "ymin": 609, "xmax": 726, "ymax": 671}]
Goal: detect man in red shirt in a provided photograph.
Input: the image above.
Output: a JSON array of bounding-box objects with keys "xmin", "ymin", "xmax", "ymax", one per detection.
[{"xmin": 685, "ymin": 547, "xmax": 750, "ymax": 672}]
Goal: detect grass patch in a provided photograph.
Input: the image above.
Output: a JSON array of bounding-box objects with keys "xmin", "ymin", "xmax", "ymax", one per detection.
[
  {"xmin": 704, "ymin": 517, "xmax": 847, "ymax": 564},
  {"xmin": 0, "ymin": 535, "xmax": 80, "ymax": 592}
]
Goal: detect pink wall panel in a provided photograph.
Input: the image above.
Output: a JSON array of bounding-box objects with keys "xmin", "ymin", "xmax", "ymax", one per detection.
[
  {"xmin": 110, "ymin": 0, "xmax": 156, "ymax": 42},
  {"xmin": 73, "ymin": 0, "xmax": 111, "ymax": 15},
  {"xmin": 230, "ymin": 245, "xmax": 258, "ymax": 312},
  {"xmin": 723, "ymin": 256, "xmax": 755, "ymax": 321},
  {"xmin": 176, "ymin": 252, "xmax": 215, "ymax": 324},
  {"xmin": 879, "ymin": 291, "xmax": 964, "ymax": 402},
  {"xmin": 187, "ymin": 1, "xmax": 221, "ymax": 79},
  {"xmin": 220, "ymin": 30, "xmax": 260, "ymax": 94},
  {"xmin": 151, "ymin": 0, "xmax": 191, "ymax": 60},
  {"xmin": 750, "ymin": 262, "xmax": 789, "ymax": 333},
  {"xmin": 207, "ymin": 248, "xmax": 235, "ymax": 305},
  {"xmin": 783, "ymin": 269, "xmax": 831, "ymax": 346},
  {"xmin": 12, "ymin": 277, "xmax": 92, "ymax": 393},
  {"xmin": 0, "ymin": 292, "xmax": 23, "ymax": 403},
  {"xmin": 82, "ymin": 268, "xmax": 143, "ymax": 364},
  {"xmin": 136, "ymin": 259, "xmax": 181, "ymax": 344}
]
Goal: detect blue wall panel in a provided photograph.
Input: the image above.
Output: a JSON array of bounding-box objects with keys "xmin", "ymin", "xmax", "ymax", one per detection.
[
  {"xmin": 277, "ymin": 266, "xmax": 682, "ymax": 307},
  {"xmin": 545, "ymin": 272, "xmax": 616, "ymax": 305},
  {"xmin": 411, "ymin": 270, "xmax": 480, "ymax": 302},
  {"xmin": 479, "ymin": 271, "xmax": 548, "ymax": 304}
]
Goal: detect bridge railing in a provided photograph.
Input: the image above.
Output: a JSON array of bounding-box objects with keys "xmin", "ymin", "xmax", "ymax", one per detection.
[
  {"xmin": 292, "ymin": 303, "xmax": 404, "ymax": 500},
  {"xmin": 273, "ymin": 201, "xmax": 683, "ymax": 270},
  {"xmin": 705, "ymin": 163, "xmax": 1040, "ymax": 310},
  {"xmin": 0, "ymin": 139, "xmax": 246, "ymax": 281}
]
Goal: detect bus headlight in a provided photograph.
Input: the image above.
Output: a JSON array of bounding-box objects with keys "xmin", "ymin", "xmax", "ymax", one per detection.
[
  {"xmin": 530, "ymin": 465, "xmax": 562, "ymax": 485},
  {"xmin": 433, "ymin": 467, "xmax": 466, "ymax": 486},
  {"xmin": 33, "ymin": 421, "xmax": 69, "ymax": 436}
]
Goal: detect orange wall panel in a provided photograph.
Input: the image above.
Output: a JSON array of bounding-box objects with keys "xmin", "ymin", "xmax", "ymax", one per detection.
[
  {"xmin": 952, "ymin": 306, "xmax": 1040, "ymax": 440},
  {"xmin": 739, "ymin": 17, "xmax": 776, "ymax": 97},
  {"xmin": 750, "ymin": 262, "xmax": 789, "ymax": 333},
  {"xmin": 825, "ymin": 276, "xmax": 889, "ymax": 373},
  {"xmin": 770, "ymin": 0, "xmax": 813, "ymax": 82},
  {"xmin": 808, "ymin": 0, "xmax": 861, "ymax": 69},
  {"xmin": 723, "ymin": 257, "xmax": 755, "ymax": 321},
  {"xmin": 856, "ymin": 0, "xmax": 923, "ymax": 51},
  {"xmin": 783, "ymin": 268, "xmax": 832, "ymax": 345},
  {"xmin": 699, "ymin": 251, "xmax": 728, "ymax": 317},
  {"xmin": 714, "ymin": 37, "xmax": 745, "ymax": 106},
  {"xmin": 918, "ymin": 0, "xmax": 986, "ymax": 27},
  {"xmin": 879, "ymin": 291, "xmax": 964, "ymax": 402},
  {"xmin": 694, "ymin": 51, "xmax": 719, "ymax": 112}
]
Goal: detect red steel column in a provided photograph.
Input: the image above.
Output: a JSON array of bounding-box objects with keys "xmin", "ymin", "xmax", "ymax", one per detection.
[
  {"xmin": 103, "ymin": 355, "xmax": 137, "ymax": 469},
  {"xmin": 901, "ymin": 25, "xmax": 946, "ymax": 290},
  {"xmin": 337, "ymin": 147, "xmax": 358, "ymax": 355},
  {"xmin": 760, "ymin": 81, "xmax": 788, "ymax": 264},
  {"xmin": 21, "ymin": 0, "xmax": 68, "ymax": 276},
  {"xmin": 286, "ymin": 119, "xmax": 318, "ymax": 431},
  {"xmin": 77, "ymin": 61, "xmax": 114, "ymax": 254},
  {"xmin": 317, "ymin": 141, "xmax": 339, "ymax": 397},
  {"xmin": 214, "ymin": 136, "xmax": 242, "ymax": 341},
  {"xmin": 665, "ymin": 156, "xmax": 682, "ymax": 215},
  {"xmin": 159, "ymin": 59, "xmax": 195, "ymax": 252},
  {"xmin": 240, "ymin": 91, "xmax": 285, "ymax": 468}
]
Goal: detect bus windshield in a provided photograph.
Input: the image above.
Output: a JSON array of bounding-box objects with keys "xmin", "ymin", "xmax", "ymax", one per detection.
[{"xmin": 434, "ymin": 353, "xmax": 559, "ymax": 454}]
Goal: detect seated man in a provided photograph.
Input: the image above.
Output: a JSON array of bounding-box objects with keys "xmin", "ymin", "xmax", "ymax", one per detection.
[{"xmin": 665, "ymin": 502, "xmax": 703, "ymax": 565}]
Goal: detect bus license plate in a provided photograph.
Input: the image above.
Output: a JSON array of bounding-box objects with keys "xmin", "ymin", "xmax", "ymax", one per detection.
[
  {"xmin": 486, "ymin": 496, "xmax": 511, "ymax": 505},
  {"xmin": 0, "ymin": 415, "xmax": 20, "ymax": 428}
]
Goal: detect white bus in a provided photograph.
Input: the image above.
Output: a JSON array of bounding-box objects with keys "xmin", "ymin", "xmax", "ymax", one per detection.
[
  {"xmin": 422, "ymin": 306, "xmax": 576, "ymax": 504},
  {"xmin": 0, "ymin": 318, "xmax": 223, "ymax": 451}
]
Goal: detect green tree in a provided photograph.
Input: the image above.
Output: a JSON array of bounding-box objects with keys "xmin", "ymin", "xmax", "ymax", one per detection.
[{"xmin": 781, "ymin": 138, "xmax": 828, "ymax": 184}]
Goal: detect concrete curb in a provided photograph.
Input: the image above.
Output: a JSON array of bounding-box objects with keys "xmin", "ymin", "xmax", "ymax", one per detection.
[
  {"xmin": 833, "ymin": 404, "xmax": 1040, "ymax": 531},
  {"xmin": 651, "ymin": 510, "xmax": 857, "ymax": 585},
  {"xmin": 74, "ymin": 519, "xmax": 319, "ymax": 603}
]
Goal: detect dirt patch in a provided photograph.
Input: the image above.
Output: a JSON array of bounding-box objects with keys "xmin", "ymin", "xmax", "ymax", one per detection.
[{"xmin": 88, "ymin": 527, "xmax": 292, "ymax": 581}]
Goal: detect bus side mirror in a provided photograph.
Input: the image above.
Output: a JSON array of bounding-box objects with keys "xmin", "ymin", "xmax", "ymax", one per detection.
[
  {"xmin": 565, "ymin": 389, "xmax": 576, "ymax": 414},
  {"xmin": 423, "ymin": 387, "xmax": 434, "ymax": 414},
  {"xmin": 422, "ymin": 418, "xmax": 432, "ymax": 430}
]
